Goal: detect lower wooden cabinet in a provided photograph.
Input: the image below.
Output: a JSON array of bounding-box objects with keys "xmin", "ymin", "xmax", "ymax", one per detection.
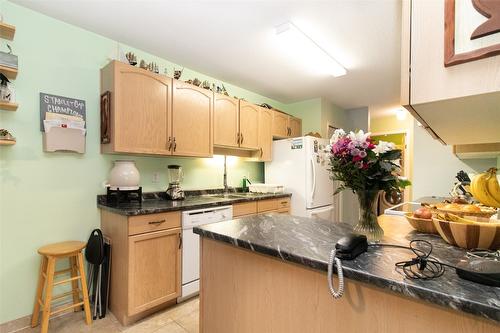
[
  {"xmin": 100, "ymin": 210, "xmax": 182, "ymax": 325},
  {"xmin": 128, "ymin": 228, "xmax": 181, "ymax": 316},
  {"xmin": 233, "ymin": 197, "xmax": 291, "ymax": 218}
]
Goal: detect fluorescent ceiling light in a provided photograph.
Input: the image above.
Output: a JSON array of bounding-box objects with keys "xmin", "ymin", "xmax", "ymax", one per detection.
[{"xmin": 275, "ymin": 21, "xmax": 347, "ymax": 77}]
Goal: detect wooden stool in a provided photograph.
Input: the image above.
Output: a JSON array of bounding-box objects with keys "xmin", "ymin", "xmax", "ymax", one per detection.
[{"xmin": 31, "ymin": 241, "xmax": 92, "ymax": 333}]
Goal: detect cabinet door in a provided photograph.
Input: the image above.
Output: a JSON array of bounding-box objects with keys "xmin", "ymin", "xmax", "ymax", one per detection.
[
  {"xmin": 239, "ymin": 101, "xmax": 260, "ymax": 150},
  {"xmin": 172, "ymin": 81, "xmax": 213, "ymax": 157},
  {"xmin": 258, "ymin": 108, "xmax": 273, "ymax": 161},
  {"xmin": 289, "ymin": 117, "xmax": 302, "ymax": 137},
  {"xmin": 214, "ymin": 95, "xmax": 239, "ymax": 147},
  {"xmin": 114, "ymin": 62, "xmax": 172, "ymax": 155},
  {"xmin": 128, "ymin": 228, "xmax": 181, "ymax": 316},
  {"xmin": 272, "ymin": 111, "xmax": 289, "ymax": 138}
]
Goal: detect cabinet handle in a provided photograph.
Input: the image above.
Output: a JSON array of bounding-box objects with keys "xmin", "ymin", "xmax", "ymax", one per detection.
[
  {"xmin": 168, "ymin": 137, "xmax": 172, "ymax": 151},
  {"xmin": 281, "ymin": 201, "xmax": 288, "ymax": 205},
  {"xmin": 148, "ymin": 219, "xmax": 166, "ymax": 225},
  {"xmin": 237, "ymin": 133, "xmax": 240, "ymax": 144},
  {"xmin": 178, "ymin": 234, "xmax": 183, "ymax": 249},
  {"xmin": 173, "ymin": 137, "xmax": 177, "ymax": 152},
  {"xmin": 241, "ymin": 133, "xmax": 244, "ymax": 144},
  {"xmin": 260, "ymin": 148, "xmax": 263, "ymax": 157}
]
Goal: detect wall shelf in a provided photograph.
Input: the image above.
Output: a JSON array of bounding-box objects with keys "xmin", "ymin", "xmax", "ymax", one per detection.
[
  {"xmin": 453, "ymin": 142, "xmax": 500, "ymax": 159},
  {"xmin": 0, "ymin": 101, "xmax": 18, "ymax": 111},
  {"xmin": 0, "ymin": 139, "xmax": 16, "ymax": 145},
  {"xmin": 0, "ymin": 22, "xmax": 15, "ymax": 40},
  {"xmin": 0, "ymin": 65, "xmax": 17, "ymax": 79}
]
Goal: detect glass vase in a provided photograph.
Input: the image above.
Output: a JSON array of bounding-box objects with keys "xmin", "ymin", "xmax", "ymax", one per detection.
[{"xmin": 353, "ymin": 190, "xmax": 384, "ymax": 242}]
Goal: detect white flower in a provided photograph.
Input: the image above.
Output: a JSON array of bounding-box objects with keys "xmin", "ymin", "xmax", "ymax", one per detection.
[
  {"xmin": 347, "ymin": 130, "xmax": 371, "ymax": 145},
  {"xmin": 373, "ymin": 140, "xmax": 396, "ymax": 155},
  {"xmin": 329, "ymin": 128, "xmax": 346, "ymax": 145}
]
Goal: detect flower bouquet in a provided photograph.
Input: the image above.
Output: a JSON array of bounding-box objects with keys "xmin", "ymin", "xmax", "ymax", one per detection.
[{"xmin": 327, "ymin": 129, "xmax": 411, "ymax": 241}]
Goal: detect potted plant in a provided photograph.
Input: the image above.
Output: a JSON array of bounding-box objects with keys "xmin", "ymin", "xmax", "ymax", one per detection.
[{"xmin": 327, "ymin": 129, "xmax": 411, "ymax": 241}]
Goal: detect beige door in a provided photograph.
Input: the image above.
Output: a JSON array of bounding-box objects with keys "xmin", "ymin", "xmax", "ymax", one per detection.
[
  {"xmin": 239, "ymin": 101, "xmax": 260, "ymax": 149},
  {"xmin": 258, "ymin": 108, "xmax": 273, "ymax": 161},
  {"xmin": 289, "ymin": 117, "xmax": 302, "ymax": 137},
  {"xmin": 128, "ymin": 228, "xmax": 181, "ymax": 316},
  {"xmin": 214, "ymin": 95, "xmax": 239, "ymax": 147},
  {"xmin": 272, "ymin": 111, "xmax": 289, "ymax": 138},
  {"xmin": 114, "ymin": 62, "xmax": 172, "ymax": 154},
  {"xmin": 172, "ymin": 80, "xmax": 213, "ymax": 157}
]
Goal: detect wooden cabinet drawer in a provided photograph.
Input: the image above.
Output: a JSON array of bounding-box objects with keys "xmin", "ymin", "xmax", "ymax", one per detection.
[
  {"xmin": 233, "ymin": 202, "xmax": 257, "ymax": 218},
  {"xmin": 276, "ymin": 208, "xmax": 290, "ymax": 214},
  {"xmin": 276, "ymin": 197, "xmax": 290, "ymax": 209},
  {"xmin": 257, "ymin": 199, "xmax": 278, "ymax": 213},
  {"xmin": 128, "ymin": 211, "xmax": 181, "ymax": 236}
]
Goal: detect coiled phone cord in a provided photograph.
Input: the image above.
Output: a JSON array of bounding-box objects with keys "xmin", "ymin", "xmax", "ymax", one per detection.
[{"xmin": 327, "ymin": 249, "xmax": 344, "ymax": 299}]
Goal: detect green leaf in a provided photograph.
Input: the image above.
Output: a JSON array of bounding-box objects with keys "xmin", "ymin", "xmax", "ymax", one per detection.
[{"xmin": 379, "ymin": 149, "xmax": 401, "ymax": 161}]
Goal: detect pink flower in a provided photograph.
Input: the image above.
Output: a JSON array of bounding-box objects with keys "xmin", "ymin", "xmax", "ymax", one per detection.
[
  {"xmin": 355, "ymin": 161, "xmax": 363, "ymax": 168},
  {"xmin": 352, "ymin": 155, "xmax": 363, "ymax": 162},
  {"xmin": 359, "ymin": 150, "xmax": 367, "ymax": 158},
  {"xmin": 350, "ymin": 148, "xmax": 360, "ymax": 156}
]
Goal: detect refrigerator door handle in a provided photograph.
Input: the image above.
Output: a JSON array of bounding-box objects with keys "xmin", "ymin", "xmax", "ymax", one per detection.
[{"xmin": 310, "ymin": 157, "xmax": 316, "ymax": 202}]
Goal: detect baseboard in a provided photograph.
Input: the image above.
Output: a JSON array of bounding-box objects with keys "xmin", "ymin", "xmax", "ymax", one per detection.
[{"xmin": 0, "ymin": 300, "xmax": 76, "ymax": 333}]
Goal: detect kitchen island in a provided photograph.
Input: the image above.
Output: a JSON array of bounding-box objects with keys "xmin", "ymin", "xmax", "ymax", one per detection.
[{"xmin": 194, "ymin": 214, "xmax": 500, "ymax": 333}]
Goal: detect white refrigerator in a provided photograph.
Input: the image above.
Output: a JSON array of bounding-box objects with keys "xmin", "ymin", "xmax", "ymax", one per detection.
[{"xmin": 265, "ymin": 136, "xmax": 339, "ymax": 222}]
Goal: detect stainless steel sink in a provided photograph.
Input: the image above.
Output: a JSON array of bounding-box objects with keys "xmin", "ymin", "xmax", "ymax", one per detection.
[{"xmin": 209, "ymin": 194, "xmax": 244, "ymax": 199}]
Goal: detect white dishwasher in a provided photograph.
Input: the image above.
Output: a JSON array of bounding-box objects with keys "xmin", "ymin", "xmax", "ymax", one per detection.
[{"xmin": 179, "ymin": 205, "xmax": 233, "ymax": 301}]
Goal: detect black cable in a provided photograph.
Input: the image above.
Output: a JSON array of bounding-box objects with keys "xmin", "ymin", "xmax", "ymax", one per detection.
[{"xmin": 370, "ymin": 240, "xmax": 451, "ymax": 280}]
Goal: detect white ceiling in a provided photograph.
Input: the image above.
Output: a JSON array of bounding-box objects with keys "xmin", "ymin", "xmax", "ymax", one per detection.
[{"xmin": 13, "ymin": 0, "xmax": 402, "ymax": 111}]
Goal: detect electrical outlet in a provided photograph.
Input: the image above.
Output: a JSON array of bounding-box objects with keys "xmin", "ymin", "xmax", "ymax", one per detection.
[{"xmin": 152, "ymin": 172, "xmax": 160, "ymax": 184}]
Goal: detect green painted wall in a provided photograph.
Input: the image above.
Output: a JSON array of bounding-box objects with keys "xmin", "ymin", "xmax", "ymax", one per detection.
[
  {"xmin": 286, "ymin": 98, "xmax": 322, "ymax": 135},
  {"xmin": 0, "ymin": 1, "xmax": 292, "ymax": 323}
]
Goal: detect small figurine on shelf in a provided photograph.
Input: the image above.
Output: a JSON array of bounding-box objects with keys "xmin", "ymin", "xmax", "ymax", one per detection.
[
  {"xmin": 0, "ymin": 73, "xmax": 12, "ymax": 102},
  {"xmin": 154, "ymin": 63, "xmax": 159, "ymax": 74},
  {"xmin": 125, "ymin": 52, "xmax": 137, "ymax": 66},
  {"xmin": 221, "ymin": 83, "xmax": 229, "ymax": 96},
  {"xmin": 0, "ymin": 129, "xmax": 15, "ymax": 142},
  {"xmin": 192, "ymin": 78, "xmax": 201, "ymax": 86},
  {"xmin": 139, "ymin": 60, "xmax": 148, "ymax": 70},
  {"xmin": 174, "ymin": 68, "xmax": 183, "ymax": 80},
  {"xmin": 201, "ymin": 80, "xmax": 211, "ymax": 90}
]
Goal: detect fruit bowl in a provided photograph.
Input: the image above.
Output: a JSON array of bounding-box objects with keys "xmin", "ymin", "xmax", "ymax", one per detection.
[
  {"xmin": 404, "ymin": 213, "xmax": 438, "ymax": 234},
  {"xmin": 433, "ymin": 203, "xmax": 496, "ymax": 218},
  {"xmin": 432, "ymin": 217, "xmax": 500, "ymax": 250}
]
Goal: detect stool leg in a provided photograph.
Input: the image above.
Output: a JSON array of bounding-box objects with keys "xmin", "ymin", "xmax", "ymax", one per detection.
[
  {"xmin": 77, "ymin": 252, "xmax": 92, "ymax": 325},
  {"xmin": 31, "ymin": 256, "xmax": 47, "ymax": 327},
  {"xmin": 40, "ymin": 257, "xmax": 56, "ymax": 333},
  {"xmin": 69, "ymin": 256, "xmax": 81, "ymax": 312}
]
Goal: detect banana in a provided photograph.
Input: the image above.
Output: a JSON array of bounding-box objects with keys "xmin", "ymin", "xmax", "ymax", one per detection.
[
  {"xmin": 471, "ymin": 171, "xmax": 500, "ymax": 208},
  {"xmin": 486, "ymin": 168, "xmax": 500, "ymax": 204}
]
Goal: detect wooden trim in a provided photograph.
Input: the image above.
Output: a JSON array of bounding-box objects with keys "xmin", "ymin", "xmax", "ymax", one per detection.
[
  {"xmin": 0, "ymin": 101, "xmax": 18, "ymax": 111},
  {"xmin": 0, "ymin": 65, "xmax": 17, "ymax": 79},
  {"xmin": 0, "ymin": 21, "xmax": 16, "ymax": 40},
  {"xmin": 444, "ymin": 0, "xmax": 500, "ymax": 67},
  {"xmin": 453, "ymin": 142, "xmax": 500, "ymax": 159}
]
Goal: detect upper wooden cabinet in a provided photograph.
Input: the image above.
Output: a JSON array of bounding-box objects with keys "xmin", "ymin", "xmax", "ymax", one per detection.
[
  {"xmin": 239, "ymin": 101, "xmax": 260, "ymax": 150},
  {"xmin": 401, "ymin": 0, "xmax": 500, "ymax": 145},
  {"xmin": 172, "ymin": 80, "xmax": 213, "ymax": 157},
  {"xmin": 101, "ymin": 61, "xmax": 172, "ymax": 155},
  {"xmin": 258, "ymin": 108, "xmax": 273, "ymax": 161},
  {"xmin": 289, "ymin": 116, "xmax": 302, "ymax": 137},
  {"xmin": 214, "ymin": 94, "xmax": 239, "ymax": 147},
  {"xmin": 272, "ymin": 110, "xmax": 302, "ymax": 138},
  {"xmin": 101, "ymin": 62, "xmax": 213, "ymax": 157},
  {"xmin": 272, "ymin": 111, "xmax": 289, "ymax": 138}
]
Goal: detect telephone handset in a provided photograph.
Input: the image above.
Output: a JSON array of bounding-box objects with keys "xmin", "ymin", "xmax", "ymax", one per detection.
[{"xmin": 327, "ymin": 234, "xmax": 368, "ymax": 299}]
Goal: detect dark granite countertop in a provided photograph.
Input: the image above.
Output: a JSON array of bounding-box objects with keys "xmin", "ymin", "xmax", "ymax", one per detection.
[
  {"xmin": 97, "ymin": 190, "xmax": 291, "ymax": 216},
  {"xmin": 194, "ymin": 214, "xmax": 500, "ymax": 323}
]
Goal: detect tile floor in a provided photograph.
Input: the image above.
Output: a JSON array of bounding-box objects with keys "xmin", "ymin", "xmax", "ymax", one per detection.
[{"xmin": 12, "ymin": 297, "xmax": 199, "ymax": 333}]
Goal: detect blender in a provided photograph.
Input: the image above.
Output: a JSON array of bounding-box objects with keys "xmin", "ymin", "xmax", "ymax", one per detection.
[{"xmin": 166, "ymin": 165, "xmax": 185, "ymax": 200}]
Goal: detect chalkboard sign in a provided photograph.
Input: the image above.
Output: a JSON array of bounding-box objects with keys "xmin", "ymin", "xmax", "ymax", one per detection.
[{"xmin": 40, "ymin": 92, "xmax": 86, "ymax": 131}]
